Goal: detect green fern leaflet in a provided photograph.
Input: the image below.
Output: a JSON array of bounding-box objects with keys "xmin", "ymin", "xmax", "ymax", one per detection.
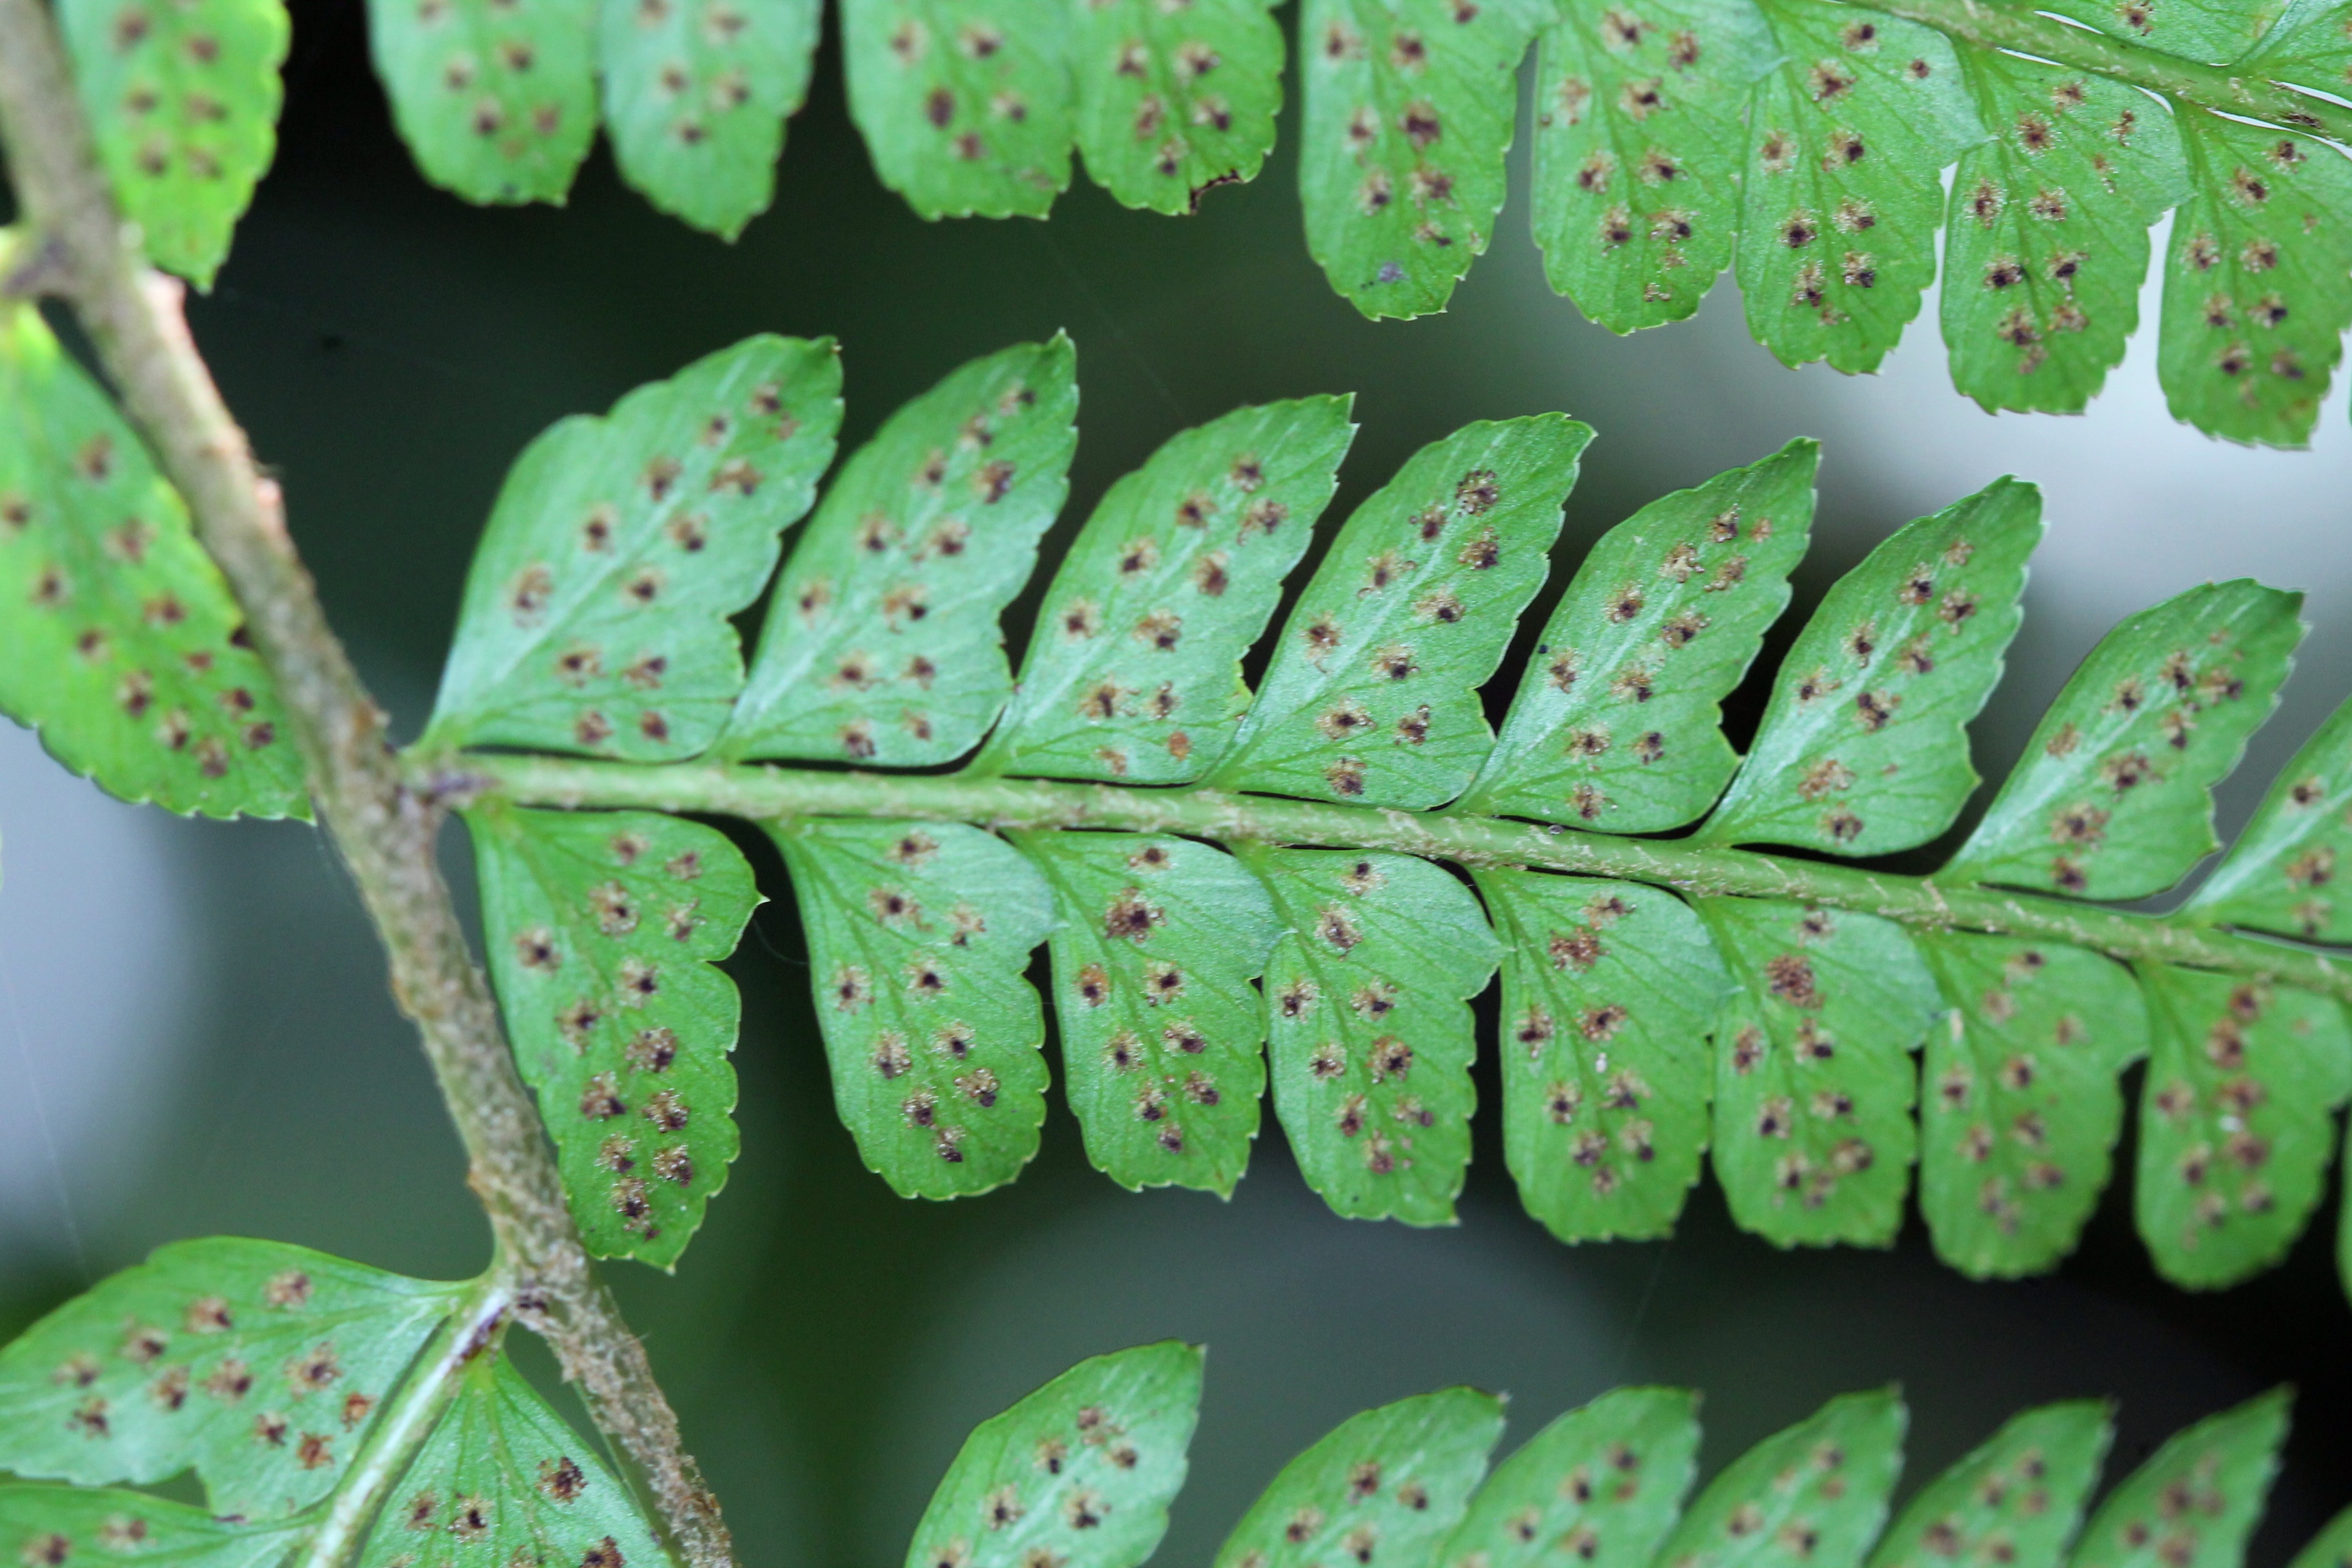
[{"xmin": 5, "ymin": 1241, "xmax": 2338, "ymax": 1568}]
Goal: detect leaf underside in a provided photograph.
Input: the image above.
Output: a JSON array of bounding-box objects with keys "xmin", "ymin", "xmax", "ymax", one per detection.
[
  {"xmin": 1019, "ymin": 830, "xmax": 1280, "ymax": 1196},
  {"xmin": 426, "ymin": 333, "xmax": 842, "ymax": 763},
  {"xmin": 722, "ymin": 336, "xmax": 1077, "ymax": 766},
  {"xmin": 774, "ymin": 816, "xmax": 1058, "ymax": 1198},
  {"xmin": 469, "ymin": 803, "xmax": 758, "ymax": 1267},
  {"xmin": 0, "ymin": 1242, "xmax": 2326, "ymax": 1568},
  {"xmin": 1479, "ymin": 872, "xmax": 1726, "ymax": 1243},
  {"xmin": 1248, "ymin": 845, "xmax": 1500, "ymax": 1225},
  {"xmin": 1214, "ymin": 1387, "xmax": 1506, "ymax": 1568},
  {"xmin": 0, "ymin": 1239, "xmax": 462, "ymax": 1518},
  {"xmin": 0, "ymin": 301, "xmax": 307, "ymax": 820},
  {"xmin": 376, "ymin": 340, "xmax": 2352, "ymax": 1298},
  {"xmin": 1208, "ymin": 413, "xmax": 1592, "ymax": 809},
  {"xmin": 597, "ymin": 0, "xmax": 823, "ymax": 238},
  {"xmin": 227, "ymin": 0, "xmax": 2352, "ymax": 445},
  {"xmin": 905, "ymin": 1342, "xmax": 1204, "ymax": 1568},
  {"xmin": 1698, "ymin": 899, "xmax": 1936, "ymax": 1248},
  {"xmin": 1915, "ymin": 933, "xmax": 2147, "ymax": 1278},
  {"xmin": 2133, "ymin": 966, "xmax": 2351, "ymax": 1289},
  {"xmin": 365, "ymin": 0, "xmax": 600, "ymax": 204},
  {"xmin": 1072, "ymin": 0, "xmax": 1287, "ymax": 215},
  {"xmin": 357, "ymin": 1355, "xmax": 663, "ymax": 1568},
  {"xmin": 58, "ymin": 0, "xmax": 289, "ymax": 286},
  {"xmin": 25, "ymin": 328, "xmax": 2352, "ymax": 1300}
]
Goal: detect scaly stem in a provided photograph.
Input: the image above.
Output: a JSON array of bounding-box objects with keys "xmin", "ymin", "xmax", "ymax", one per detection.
[
  {"xmin": 444, "ymin": 754, "xmax": 2352, "ymax": 1003},
  {"xmin": 0, "ymin": 7, "xmax": 729, "ymax": 1566},
  {"xmin": 1872, "ymin": 0, "xmax": 2352, "ymax": 143}
]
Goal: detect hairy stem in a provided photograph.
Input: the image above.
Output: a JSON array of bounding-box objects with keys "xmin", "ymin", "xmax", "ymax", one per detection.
[
  {"xmin": 448, "ymin": 754, "xmax": 2352, "ymax": 1002},
  {"xmin": 0, "ymin": 8, "xmax": 729, "ymax": 1565},
  {"xmin": 1872, "ymin": 0, "xmax": 2352, "ymax": 143}
]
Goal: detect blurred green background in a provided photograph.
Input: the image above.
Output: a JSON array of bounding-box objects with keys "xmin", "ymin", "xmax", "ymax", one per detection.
[{"xmin": 3, "ymin": 6, "xmax": 2351, "ymax": 1567}]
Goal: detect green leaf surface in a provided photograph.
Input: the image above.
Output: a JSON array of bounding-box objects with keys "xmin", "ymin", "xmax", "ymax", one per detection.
[
  {"xmin": 1244, "ymin": 846, "xmax": 1500, "ymax": 1225},
  {"xmin": 841, "ymin": 0, "xmax": 1074, "ymax": 218},
  {"xmin": 1736, "ymin": 0, "xmax": 1981, "ymax": 373},
  {"xmin": 2237, "ymin": 0, "xmax": 2352, "ymax": 99},
  {"xmin": 1017, "ymin": 831, "xmax": 1280, "ymax": 1195},
  {"xmin": 1698, "ymin": 899, "xmax": 1936, "ymax": 1247},
  {"xmin": 773, "ymin": 818, "xmax": 1056, "ymax": 1197},
  {"xmin": 2158, "ymin": 114, "xmax": 2352, "ymax": 448},
  {"xmin": 1438, "ymin": 1386, "xmax": 1700, "ymax": 1568},
  {"xmin": 469, "ymin": 804, "xmax": 758, "ymax": 1268},
  {"xmin": 2133, "ymin": 967, "xmax": 2351, "ymax": 1289},
  {"xmin": 1916, "ymin": 934, "xmax": 2148, "ymax": 1278},
  {"xmin": 1072, "ymin": 0, "xmax": 1287, "ymax": 214},
  {"xmin": 1657, "ymin": 1389, "xmax": 1905, "ymax": 1568},
  {"xmin": 979, "ymin": 397, "xmax": 1355, "ymax": 785},
  {"xmin": 1298, "ymin": 0, "xmax": 1546, "ymax": 319},
  {"xmin": 1210, "ymin": 415, "xmax": 1592, "ymax": 808},
  {"xmin": 905, "ymin": 1343, "xmax": 1204, "ymax": 1568},
  {"xmin": 427, "ymin": 334, "xmax": 841, "ymax": 759},
  {"xmin": 0, "ymin": 1487, "xmax": 300, "ymax": 1568},
  {"xmin": 724, "ymin": 338, "xmax": 1077, "ymax": 765},
  {"xmin": 1465, "ymin": 439, "xmax": 1815, "ymax": 830},
  {"xmin": 1941, "ymin": 52, "xmax": 2186, "ymax": 415},
  {"xmin": 2034, "ymin": 0, "xmax": 2284, "ymax": 67},
  {"xmin": 357, "ymin": 1352, "xmax": 661, "ymax": 1568},
  {"xmin": 58, "ymin": 0, "xmax": 288, "ymax": 286},
  {"xmin": 1868, "ymin": 1402, "xmax": 2111, "ymax": 1568},
  {"xmin": 2287, "ymin": 1506, "xmax": 2352, "ymax": 1568},
  {"xmin": 2192, "ymin": 691, "xmax": 2352, "ymax": 940},
  {"xmin": 0, "ymin": 1239, "xmax": 462, "ymax": 1519},
  {"xmin": 2066, "ymin": 1390, "xmax": 2288, "ymax": 1568},
  {"xmin": 1949, "ymin": 581, "xmax": 2301, "ymax": 901},
  {"xmin": 1530, "ymin": 0, "xmax": 1778, "ymax": 333},
  {"xmin": 1215, "ymin": 1388, "xmax": 1505, "ymax": 1568},
  {"xmin": 0, "ymin": 301, "xmax": 305, "ymax": 819},
  {"xmin": 1698, "ymin": 477, "xmax": 2040, "ymax": 856},
  {"xmin": 366, "ymin": 0, "xmax": 598, "ymax": 204},
  {"xmin": 597, "ymin": 0, "xmax": 821, "ymax": 238},
  {"xmin": 1478, "ymin": 872, "xmax": 1728, "ymax": 1242}
]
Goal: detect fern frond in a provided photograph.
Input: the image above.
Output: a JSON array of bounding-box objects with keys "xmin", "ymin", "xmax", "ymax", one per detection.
[
  {"xmin": 378, "ymin": 336, "xmax": 2352, "ymax": 1301},
  {"xmin": 42, "ymin": 0, "xmax": 2352, "ymax": 443},
  {"xmin": 0, "ymin": 1242, "xmax": 657, "ymax": 1568},
  {"xmin": 9, "ymin": 329, "xmax": 2352, "ymax": 1297},
  {"xmin": 1, "ymin": 1243, "xmax": 2343, "ymax": 1568},
  {"xmin": 48, "ymin": 0, "xmax": 2340, "ymax": 442}
]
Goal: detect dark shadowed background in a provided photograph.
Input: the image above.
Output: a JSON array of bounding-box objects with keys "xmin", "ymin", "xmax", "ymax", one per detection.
[{"xmin": 4, "ymin": 6, "xmax": 2351, "ymax": 1566}]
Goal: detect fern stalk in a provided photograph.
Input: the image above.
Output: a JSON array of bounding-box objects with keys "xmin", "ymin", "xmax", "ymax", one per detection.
[
  {"xmin": 0, "ymin": 10, "xmax": 732, "ymax": 1567},
  {"xmin": 1880, "ymin": 0, "xmax": 2352, "ymax": 143},
  {"xmin": 445, "ymin": 755, "xmax": 2352, "ymax": 1004}
]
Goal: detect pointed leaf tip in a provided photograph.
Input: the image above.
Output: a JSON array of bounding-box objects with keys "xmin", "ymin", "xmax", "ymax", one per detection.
[
  {"xmin": 725, "ymin": 337, "xmax": 1078, "ymax": 766},
  {"xmin": 427, "ymin": 333, "xmax": 843, "ymax": 761},
  {"xmin": 1701, "ymin": 475, "xmax": 2040, "ymax": 857},
  {"xmin": 1216, "ymin": 1387, "xmax": 1506, "ymax": 1568},
  {"xmin": 1467, "ymin": 439, "xmax": 1816, "ymax": 832},
  {"xmin": 1214, "ymin": 413, "xmax": 1592, "ymax": 808},
  {"xmin": 906, "ymin": 1342, "xmax": 1204, "ymax": 1568}
]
